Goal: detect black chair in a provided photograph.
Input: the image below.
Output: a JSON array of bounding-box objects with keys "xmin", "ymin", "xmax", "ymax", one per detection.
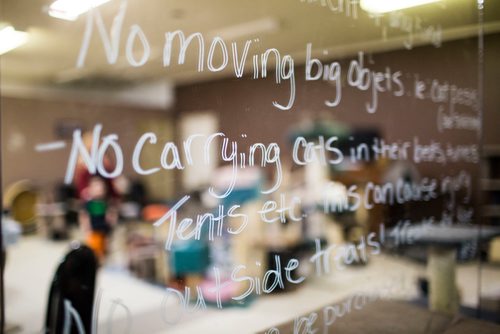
[{"xmin": 45, "ymin": 243, "xmax": 97, "ymax": 334}]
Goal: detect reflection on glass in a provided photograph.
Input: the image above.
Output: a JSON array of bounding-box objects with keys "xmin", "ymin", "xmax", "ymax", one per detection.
[{"xmin": 1, "ymin": 0, "xmax": 500, "ymax": 333}]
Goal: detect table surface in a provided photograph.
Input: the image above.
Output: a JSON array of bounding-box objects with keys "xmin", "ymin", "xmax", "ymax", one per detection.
[{"xmin": 258, "ymin": 300, "xmax": 500, "ymax": 334}]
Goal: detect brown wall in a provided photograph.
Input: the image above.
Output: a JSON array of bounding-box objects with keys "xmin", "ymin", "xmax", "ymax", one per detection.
[
  {"xmin": 175, "ymin": 34, "xmax": 500, "ymax": 176},
  {"xmin": 2, "ymin": 34, "xmax": 498, "ymax": 205},
  {"xmin": 173, "ymin": 34, "xmax": 500, "ymax": 220},
  {"xmin": 1, "ymin": 97, "xmax": 171, "ymax": 193}
]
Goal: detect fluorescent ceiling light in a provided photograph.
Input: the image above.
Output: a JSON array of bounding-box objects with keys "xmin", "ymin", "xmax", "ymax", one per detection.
[
  {"xmin": 210, "ymin": 17, "xmax": 280, "ymax": 40},
  {"xmin": 48, "ymin": 0, "xmax": 111, "ymax": 21},
  {"xmin": 0, "ymin": 26, "xmax": 28, "ymax": 55},
  {"xmin": 360, "ymin": 0, "xmax": 441, "ymax": 14}
]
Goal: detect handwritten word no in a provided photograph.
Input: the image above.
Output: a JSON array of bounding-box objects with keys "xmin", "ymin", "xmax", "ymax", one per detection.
[
  {"xmin": 76, "ymin": 0, "xmax": 295, "ymax": 110},
  {"xmin": 65, "ymin": 124, "xmax": 283, "ymax": 199}
]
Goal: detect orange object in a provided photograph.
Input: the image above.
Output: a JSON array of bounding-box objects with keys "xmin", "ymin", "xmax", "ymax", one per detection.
[
  {"xmin": 87, "ymin": 231, "xmax": 107, "ymax": 261},
  {"xmin": 142, "ymin": 204, "xmax": 170, "ymax": 222}
]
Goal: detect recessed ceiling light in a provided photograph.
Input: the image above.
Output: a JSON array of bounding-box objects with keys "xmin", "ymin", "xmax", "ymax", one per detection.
[
  {"xmin": 209, "ymin": 17, "xmax": 280, "ymax": 40},
  {"xmin": 48, "ymin": 0, "xmax": 111, "ymax": 21},
  {"xmin": 360, "ymin": 0, "xmax": 442, "ymax": 14},
  {"xmin": 0, "ymin": 26, "xmax": 28, "ymax": 55}
]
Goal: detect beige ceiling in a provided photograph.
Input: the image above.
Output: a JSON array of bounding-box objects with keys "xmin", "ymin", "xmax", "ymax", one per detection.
[{"xmin": 1, "ymin": 0, "xmax": 500, "ymax": 89}]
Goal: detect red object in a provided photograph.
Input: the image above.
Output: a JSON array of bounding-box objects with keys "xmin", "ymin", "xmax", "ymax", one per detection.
[{"xmin": 142, "ymin": 204, "xmax": 170, "ymax": 222}]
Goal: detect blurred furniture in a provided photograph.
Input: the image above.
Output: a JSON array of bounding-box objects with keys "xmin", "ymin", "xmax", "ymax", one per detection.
[
  {"xmin": 127, "ymin": 230, "xmax": 158, "ymax": 283},
  {"xmin": 37, "ymin": 184, "xmax": 79, "ymax": 240},
  {"xmin": 126, "ymin": 220, "xmax": 171, "ymax": 285},
  {"xmin": 56, "ymin": 184, "xmax": 80, "ymax": 227},
  {"xmin": 45, "ymin": 243, "xmax": 97, "ymax": 334},
  {"xmin": 37, "ymin": 201, "xmax": 67, "ymax": 240},
  {"xmin": 1, "ymin": 215, "xmax": 21, "ymax": 270},
  {"xmin": 389, "ymin": 224, "xmax": 500, "ymax": 314},
  {"xmin": 171, "ymin": 240, "xmax": 210, "ymax": 275}
]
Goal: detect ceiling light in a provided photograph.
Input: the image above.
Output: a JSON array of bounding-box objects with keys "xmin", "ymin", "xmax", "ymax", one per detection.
[
  {"xmin": 48, "ymin": 0, "xmax": 111, "ymax": 21},
  {"xmin": 360, "ymin": 0, "xmax": 441, "ymax": 14},
  {"xmin": 0, "ymin": 26, "xmax": 28, "ymax": 55},
  {"xmin": 209, "ymin": 17, "xmax": 280, "ymax": 40}
]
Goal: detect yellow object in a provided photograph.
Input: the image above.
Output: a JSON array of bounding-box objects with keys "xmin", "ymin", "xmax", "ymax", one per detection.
[
  {"xmin": 489, "ymin": 237, "xmax": 500, "ymax": 263},
  {"xmin": 3, "ymin": 180, "xmax": 38, "ymax": 232}
]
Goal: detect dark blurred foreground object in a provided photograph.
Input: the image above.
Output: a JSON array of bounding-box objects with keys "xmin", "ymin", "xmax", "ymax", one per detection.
[{"xmin": 45, "ymin": 243, "xmax": 97, "ymax": 334}]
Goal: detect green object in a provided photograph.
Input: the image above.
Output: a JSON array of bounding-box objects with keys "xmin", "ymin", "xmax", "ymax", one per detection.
[
  {"xmin": 86, "ymin": 200, "xmax": 107, "ymax": 216},
  {"xmin": 171, "ymin": 241, "xmax": 210, "ymax": 275}
]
